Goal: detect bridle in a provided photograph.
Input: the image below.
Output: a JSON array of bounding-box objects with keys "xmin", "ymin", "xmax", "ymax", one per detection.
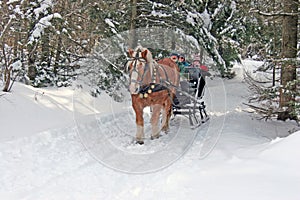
[
  {"xmin": 126, "ymin": 49, "xmax": 174, "ymax": 97},
  {"xmin": 126, "ymin": 49, "xmax": 150, "ymax": 94}
]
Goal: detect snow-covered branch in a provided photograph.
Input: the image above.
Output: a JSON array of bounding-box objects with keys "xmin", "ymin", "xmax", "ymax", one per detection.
[
  {"xmin": 28, "ymin": 13, "xmax": 62, "ymax": 44},
  {"xmin": 250, "ymin": 9, "xmax": 299, "ymax": 17}
]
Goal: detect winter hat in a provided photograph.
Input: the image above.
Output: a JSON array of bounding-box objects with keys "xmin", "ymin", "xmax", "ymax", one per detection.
[
  {"xmin": 170, "ymin": 52, "xmax": 179, "ymax": 57},
  {"xmin": 178, "ymin": 54, "xmax": 186, "ymax": 62},
  {"xmin": 193, "ymin": 54, "xmax": 201, "ymax": 61},
  {"xmin": 178, "ymin": 53, "xmax": 185, "ymax": 58},
  {"xmin": 200, "ymin": 65, "xmax": 209, "ymax": 71}
]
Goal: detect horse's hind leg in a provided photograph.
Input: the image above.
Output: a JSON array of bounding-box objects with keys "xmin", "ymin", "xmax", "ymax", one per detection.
[
  {"xmin": 133, "ymin": 103, "xmax": 144, "ymax": 144},
  {"xmin": 151, "ymin": 105, "xmax": 161, "ymax": 139}
]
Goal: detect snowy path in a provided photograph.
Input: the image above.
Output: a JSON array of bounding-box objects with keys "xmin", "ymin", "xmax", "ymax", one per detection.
[{"xmin": 1, "ymin": 74, "xmax": 300, "ymax": 199}]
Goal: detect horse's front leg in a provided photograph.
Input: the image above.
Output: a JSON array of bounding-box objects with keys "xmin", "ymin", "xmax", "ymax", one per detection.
[
  {"xmin": 151, "ymin": 104, "xmax": 162, "ymax": 139},
  {"xmin": 132, "ymin": 103, "xmax": 144, "ymax": 145},
  {"xmin": 161, "ymin": 99, "xmax": 172, "ymax": 133}
]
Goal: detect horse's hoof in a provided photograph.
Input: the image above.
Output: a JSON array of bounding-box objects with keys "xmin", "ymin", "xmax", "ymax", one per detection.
[
  {"xmin": 151, "ymin": 135, "xmax": 159, "ymax": 140},
  {"xmin": 136, "ymin": 140, "xmax": 144, "ymax": 145},
  {"xmin": 162, "ymin": 128, "xmax": 169, "ymax": 134}
]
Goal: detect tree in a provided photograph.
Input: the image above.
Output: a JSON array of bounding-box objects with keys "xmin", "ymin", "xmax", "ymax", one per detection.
[
  {"xmin": 0, "ymin": 0, "xmax": 27, "ymax": 91},
  {"xmin": 243, "ymin": 0, "xmax": 299, "ymax": 121},
  {"xmin": 129, "ymin": 0, "xmax": 138, "ymax": 48},
  {"xmin": 278, "ymin": 0, "xmax": 298, "ymax": 120},
  {"xmin": 132, "ymin": 0, "xmax": 245, "ymax": 77}
]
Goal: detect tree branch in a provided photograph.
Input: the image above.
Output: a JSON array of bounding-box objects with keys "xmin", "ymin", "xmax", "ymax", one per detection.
[{"xmin": 250, "ymin": 9, "xmax": 299, "ymax": 17}]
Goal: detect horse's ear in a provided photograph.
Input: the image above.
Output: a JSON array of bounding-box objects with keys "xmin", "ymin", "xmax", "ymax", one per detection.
[
  {"xmin": 141, "ymin": 49, "xmax": 148, "ymax": 60},
  {"xmin": 128, "ymin": 48, "xmax": 134, "ymax": 57}
]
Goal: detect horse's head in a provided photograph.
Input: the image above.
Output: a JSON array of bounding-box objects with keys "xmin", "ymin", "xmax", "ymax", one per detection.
[{"xmin": 126, "ymin": 46, "xmax": 153, "ymax": 94}]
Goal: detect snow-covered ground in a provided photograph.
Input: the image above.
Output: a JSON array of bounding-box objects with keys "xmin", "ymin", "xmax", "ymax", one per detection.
[{"xmin": 0, "ymin": 60, "xmax": 299, "ymax": 200}]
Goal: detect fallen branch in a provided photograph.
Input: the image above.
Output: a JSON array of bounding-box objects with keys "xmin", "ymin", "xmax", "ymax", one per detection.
[{"xmin": 243, "ymin": 103, "xmax": 278, "ymax": 121}]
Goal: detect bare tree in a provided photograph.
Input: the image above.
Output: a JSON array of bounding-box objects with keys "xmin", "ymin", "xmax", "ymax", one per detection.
[{"xmin": 2, "ymin": 45, "xmax": 13, "ymax": 92}]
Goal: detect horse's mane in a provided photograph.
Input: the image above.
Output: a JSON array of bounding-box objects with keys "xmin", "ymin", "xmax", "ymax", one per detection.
[
  {"xmin": 132, "ymin": 46, "xmax": 155, "ymax": 76},
  {"xmin": 157, "ymin": 57, "xmax": 180, "ymax": 72},
  {"xmin": 134, "ymin": 45, "xmax": 153, "ymax": 62}
]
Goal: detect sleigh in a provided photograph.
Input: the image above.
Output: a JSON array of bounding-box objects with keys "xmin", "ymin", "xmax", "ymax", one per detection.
[{"xmin": 172, "ymin": 67, "xmax": 209, "ymax": 128}]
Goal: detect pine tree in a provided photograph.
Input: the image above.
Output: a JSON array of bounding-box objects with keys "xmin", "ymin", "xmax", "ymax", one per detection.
[
  {"xmin": 278, "ymin": 0, "xmax": 298, "ymax": 120},
  {"xmin": 243, "ymin": 0, "xmax": 299, "ymax": 121}
]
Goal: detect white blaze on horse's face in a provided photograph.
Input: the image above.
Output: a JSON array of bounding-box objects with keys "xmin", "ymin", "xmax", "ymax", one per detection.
[
  {"xmin": 128, "ymin": 49, "xmax": 147, "ymax": 94},
  {"xmin": 129, "ymin": 67, "xmax": 139, "ymax": 94}
]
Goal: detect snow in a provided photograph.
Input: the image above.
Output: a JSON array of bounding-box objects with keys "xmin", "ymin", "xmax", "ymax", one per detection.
[
  {"xmin": 105, "ymin": 18, "xmax": 120, "ymax": 36},
  {"xmin": 105, "ymin": 18, "xmax": 116, "ymax": 28},
  {"xmin": 186, "ymin": 12, "xmax": 196, "ymax": 26},
  {"xmin": 11, "ymin": 60, "xmax": 22, "ymax": 70},
  {"xmin": 150, "ymin": 10, "xmax": 171, "ymax": 18},
  {"xmin": 0, "ymin": 60, "xmax": 299, "ymax": 199},
  {"xmin": 13, "ymin": 5, "xmax": 23, "ymax": 16},
  {"xmin": 0, "ymin": 83, "xmax": 74, "ymax": 141},
  {"xmin": 28, "ymin": 13, "xmax": 62, "ymax": 44},
  {"xmin": 7, "ymin": 0, "xmax": 20, "ymax": 5},
  {"xmin": 33, "ymin": 0, "xmax": 54, "ymax": 19}
]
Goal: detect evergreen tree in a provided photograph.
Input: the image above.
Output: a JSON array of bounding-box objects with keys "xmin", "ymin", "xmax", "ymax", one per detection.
[
  {"xmin": 278, "ymin": 0, "xmax": 298, "ymax": 120},
  {"xmin": 244, "ymin": 0, "xmax": 299, "ymax": 121}
]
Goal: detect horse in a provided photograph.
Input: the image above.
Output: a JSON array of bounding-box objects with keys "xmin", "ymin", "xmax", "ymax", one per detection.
[{"xmin": 127, "ymin": 46, "xmax": 180, "ymax": 144}]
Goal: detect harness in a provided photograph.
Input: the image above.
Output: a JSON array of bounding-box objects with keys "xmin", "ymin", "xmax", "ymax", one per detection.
[
  {"xmin": 127, "ymin": 54, "xmax": 202, "ymax": 104},
  {"xmin": 127, "ymin": 51, "xmax": 171, "ymax": 98},
  {"xmin": 137, "ymin": 83, "xmax": 170, "ymax": 98}
]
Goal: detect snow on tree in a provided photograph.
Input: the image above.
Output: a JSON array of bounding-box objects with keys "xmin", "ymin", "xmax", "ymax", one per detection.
[
  {"xmin": 243, "ymin": 0, "xmax": 299, "ymax": 121},
  {"xmin": 127, "ymin": 0, "xmax": 245, "ymax": 77},
  {"xmin": 1, "ymin": 0, "xmax": 297, "ymax": 113},
  {"xmin": 28, "ymin": 13, "xmax": 62, "ymax": 45}
]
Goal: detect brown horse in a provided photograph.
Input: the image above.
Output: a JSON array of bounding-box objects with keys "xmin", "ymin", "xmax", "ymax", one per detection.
[{"xmin": 127, "ymin": 46, "xmax": 179, "ymax": 144}]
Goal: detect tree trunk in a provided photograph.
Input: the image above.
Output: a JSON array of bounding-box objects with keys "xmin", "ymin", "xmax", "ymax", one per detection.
[
  {"xmin": 27, "ymin": 41, "xmax": 38, "ymax": 81},
  {"xmin": 129, "ymin": 0, "xmax": 137, "ymax": 48},
  {"xmin": 199, "ymin": 47, "xmax": 204, "ymax": 65},
  {"xmin": 41, "ymin": 31, "xmax": 50, "ymax": 68},
  {"xmin": 28, "ymin": 54, "xmax": 37, "ymax": 81},
  {"xmin": 3, "ymin": 67, "xmax": 12, "ymax": 92},
  {"xmin": 278, "ymin": 0, "xmax": 298, "ymax": 120},
  {"xmin": 171, "ymin": 29, "xmax": 176, "ymax": 51},
  {"xmin": 54, "ymin": 36, "xmax": 62, "ymax": 76}
]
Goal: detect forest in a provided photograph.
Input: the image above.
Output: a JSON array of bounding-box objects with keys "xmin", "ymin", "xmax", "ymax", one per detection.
[{"xmin": 0, "ymin": 0, "xmax": 299, "ymax": 120}]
